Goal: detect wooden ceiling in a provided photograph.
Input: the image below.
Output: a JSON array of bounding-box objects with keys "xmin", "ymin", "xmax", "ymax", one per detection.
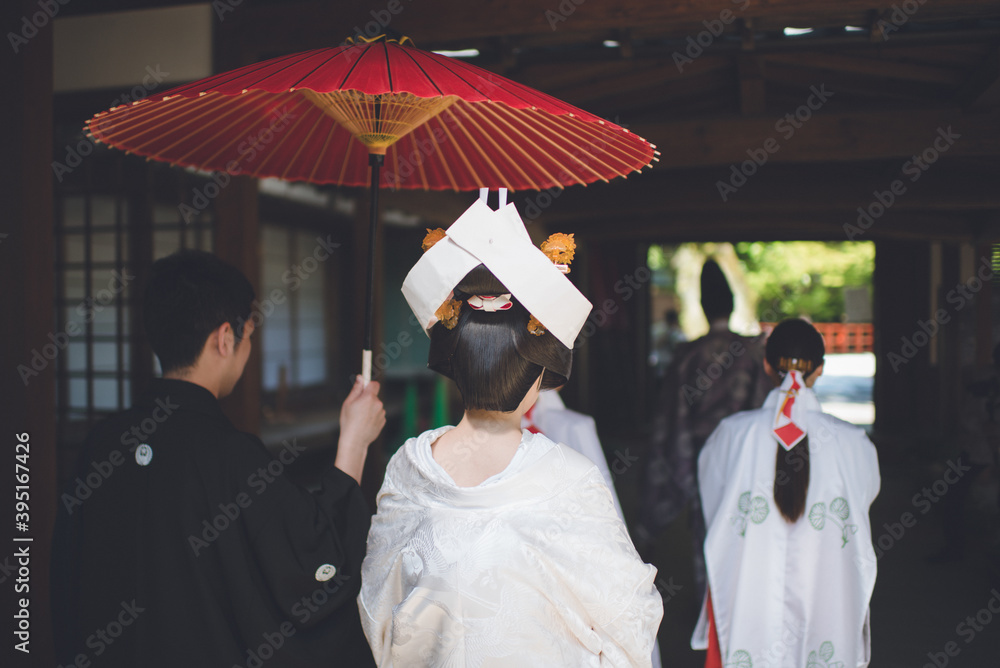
[{"xmin": 95, "ymin": 0, "xmax": 1000, "ymax": 241}]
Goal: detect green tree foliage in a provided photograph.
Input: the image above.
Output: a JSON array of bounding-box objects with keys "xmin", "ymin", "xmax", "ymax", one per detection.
[{"xmin": 734, "ymin": 241, "xmax": 874, "ymax": 322}]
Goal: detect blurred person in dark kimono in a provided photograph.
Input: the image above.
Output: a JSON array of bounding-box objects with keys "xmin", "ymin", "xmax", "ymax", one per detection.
[{"xmin": 638, "ymin": 259, "xmax": 771, "ymax": 599}]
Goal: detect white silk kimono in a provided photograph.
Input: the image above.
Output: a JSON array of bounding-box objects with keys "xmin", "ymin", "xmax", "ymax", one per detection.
[
  {"xmin": 692, "ymin": 385, "xmax": 880, "ymax": 668},
  {"xmin": 522, "ymin": 390, "xmax": 626, "ymax": 521},
  {"xmin": 523, "ymin": 390, "xmax": 662, "ymax": 668},
  {"xmin": 359, "ymin": 427, "xmax": 663, "ymax": 667}
]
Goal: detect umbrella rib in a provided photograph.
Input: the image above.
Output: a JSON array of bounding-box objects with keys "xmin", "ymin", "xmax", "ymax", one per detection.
[
  {"xmin": 308, "ymin": 122, "xmax": 340, "ymax": 183},
  {"xmin": 91, "ymin": 97, "xmax": 210, "ymax": 141},
  {"xmin": 100, "ymin": 96, "xmax": 247, "ymax": 157},
  {"xmin": 517, "ymin": 110, "xmax": 613, "ymax": 184},
  {"xmin": 394, "ymin": 48, "xmax": 445, "ymax": 97},
  {"xmin": 434, "ymin": 108, "xmax": 483, "ymax": 189},
  {"xmin": 443, "ymin": 57, "xmax": 540, "ymax": 109},
  {"xmin": 337, "ymin": 43, "xmax": 376, "ymax": 90},
  {"xmin": 522, "ymin": 107, "xmax": 639, "ymax": 176},
  {"xmin": 179, "ymin": 49, "xmax": 317, "ymax": 95},
  {"xmin": 561, "ymin": 110, "xmax": 649, "ymax": 158},
  {"xmin": 537, "ymin": 116, "xmax": 622, "ymax": 182},
  {"xmin": 413, "ymin": 128, "xmax": 429, "ymax": 190},
  {"xmin": 557, "ymin": 112, "xmax": 652, "ymax": 170},
  {"xmin": 421, "ymin": 122, "xmax": 458, "ymax": 191},
  {"xmin": 383, "ymin": 40, "xmax": 393, "ymax": 91},
  {"xmin": 173, "ymin": 92, "xmax": 282, "ymax": 165},
  {"xmin": 447, "ymin": 55, "xmax": 612, "ymax": 124},
  {"xmin": 282, "ymin": 50, "xmax": 351, "ymax": 92},
  {"xmin": 450, "ymin": 103, "xmax": 533, "ymax": 189},
  {"xmin": 429, "ymin": 57, "xmax": 498, "ymax": 102},
  {"xmin": 474, "ymin": 103, "xmax": 572, "ymax": 188},
  {"xmin": 252, "ymin": 95, "xmax": 318, "ymax": 175},
  {"xmin": 277, "ymin": 112, "xmax": 323, "ymax": 181},
  {"xmin": 334, "ymin": 134, "xmax": 357, "ymax": 185}
]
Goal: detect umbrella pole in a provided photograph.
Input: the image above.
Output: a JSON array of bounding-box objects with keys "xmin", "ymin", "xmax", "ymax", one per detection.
[{"xmin": 362, "ymin": 152, "xmax": 384, "ymax": 385}]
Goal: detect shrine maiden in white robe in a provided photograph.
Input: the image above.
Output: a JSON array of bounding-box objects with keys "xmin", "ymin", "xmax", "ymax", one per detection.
[
  {"xmin": 692, "ymin": 384, "xmax": 880, "ymax": 668},
  {"xmin": 359, "ymin": 426, "xmax": 663, "ymax": 668}
]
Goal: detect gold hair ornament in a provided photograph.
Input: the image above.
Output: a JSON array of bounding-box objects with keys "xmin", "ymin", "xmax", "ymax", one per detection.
[
  {"xmin": 422, "ymin": 228, "xmax": 447, "ymax": 252},
  {"xmin": 778, "ymin": 357, "xmax": 814, "ymax": 374},
  {"xmin": 540, "ymin": 233, "xmax": 576, "ymax": 274},
  {"xmin": 435, "ymin": 296, "xmax": 461, "ymax": 330}
]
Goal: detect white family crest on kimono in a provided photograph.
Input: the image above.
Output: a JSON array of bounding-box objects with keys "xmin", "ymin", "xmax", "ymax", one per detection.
[
  {"xmin": 693, "ymin": 383, "xmax": 880, "ymax": 668},
  {"xmin": 359, "ymin": 427, "xmax": 663, "ymax": 667}
]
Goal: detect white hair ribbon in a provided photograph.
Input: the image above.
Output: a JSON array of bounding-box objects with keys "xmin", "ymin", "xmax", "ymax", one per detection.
[{"xmin": 467, "ymin": 294, "xmax": 513, "ymax": 312}]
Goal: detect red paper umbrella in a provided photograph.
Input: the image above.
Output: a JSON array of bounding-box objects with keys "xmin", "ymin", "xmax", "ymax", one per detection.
[{"xmin": 86, "ymin": 35, "xmax": 658, "ymax": 380}]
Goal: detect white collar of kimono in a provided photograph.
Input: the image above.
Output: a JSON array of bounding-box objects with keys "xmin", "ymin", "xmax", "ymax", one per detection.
[
  {"xmin": 401, "ymin": 198, "xmax": 593, "ymax": 349},
  {"xmin": 768, "ymin": 370, "xmax": 822, "ymax": 450},
  {"xmin": 395, "ymin": 426, "xmax": 583, "ymax": 508}
]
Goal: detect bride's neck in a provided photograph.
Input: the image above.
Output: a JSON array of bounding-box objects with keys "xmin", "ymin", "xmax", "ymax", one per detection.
[
  {"xmin": 431, "ymin": 409, "xmax": 527, "ymax": 487},
  {"xmin": 458, "ymin": 409, "xmax": 523, "ymax": 436}
]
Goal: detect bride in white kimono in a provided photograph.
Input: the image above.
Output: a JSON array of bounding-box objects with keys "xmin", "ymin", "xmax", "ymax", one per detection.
[
  {"xmin": 359, "ymin": 198, "xmax": 663, "ymax": 667},
  {"xmin": 692, "ymin": 319, "xmax": 880, "ymax": 668}
]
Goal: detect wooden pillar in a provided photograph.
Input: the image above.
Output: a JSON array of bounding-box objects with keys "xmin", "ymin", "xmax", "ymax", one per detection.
[
  {"xmin": 562, "ymin": 237, "xmax": 592, "ymax": 415},
  {"xmin": 127, "ymin": 161, "xmax": 155, "ymax": 402},
  {"xmin": 0, "ymin": 1, "xmax": 56, "ymax": 664},
  {"xmin": 939, "ymin": 242, "xmax": 963, "ymax": 436},
  {"xmin": 975, "ymin": 241, "xmax": 994, "ymax": 366},
  {"xmin": 873, "ymin": 239, "xmax": 934, "ymax": 443},
  {"xmin": 214, "ymin": 176, "xmax": 261, "ymax": 435}
]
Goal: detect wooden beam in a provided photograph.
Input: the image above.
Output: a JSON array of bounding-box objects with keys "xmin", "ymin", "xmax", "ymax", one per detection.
[
  {"xmin": 956, "ymin": 46, "xmax": 1000, "ymax": 109},
  {"xmin": 762, "ymin": 51, "xmax": 963, "ymax": 86},
  {"xmin": 764, "ymin": 60, "xmax": 948, "ymax": 104},
  {"xmin": 569, "ymin": 210, "xmax": 983, "ymax": 243},
  {"xmin": 525, "ymin": 159, "xmax": 999, "ymax": 216},
  {"xmin": 226, "ymin": 0, "xmax": 1000, "ymax": 52},
  {"xmin": 738, "ymin": 53, "xmax": 766, "ymax": 114},
  {"xmin": 379, "ymin": 158, "xmax": 999, "ymax": 230},
  {"xmin": 634, "ymin": 108, "xmax": 1000, "ymax": 168}
]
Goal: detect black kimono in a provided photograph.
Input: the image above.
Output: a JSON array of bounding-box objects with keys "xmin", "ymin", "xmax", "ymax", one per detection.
[{"xmin": 51, "ymin": 378, "xmax": 376, "ymax": 667}]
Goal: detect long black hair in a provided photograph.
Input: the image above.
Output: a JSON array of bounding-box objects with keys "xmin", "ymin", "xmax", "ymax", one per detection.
[
  {"xmin": 428, "ymin": 265, "xmax": 572, "ymax": 412},
  {"xmin": 766, "ymin": 319, "xmax": 825, "ymax": 522}
]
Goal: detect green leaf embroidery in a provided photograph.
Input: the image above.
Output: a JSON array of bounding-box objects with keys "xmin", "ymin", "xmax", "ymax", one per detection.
[
  {"xmin": 750, "ymin": 496, "xmax": 769, "ymax": 524},
  {"xmin": 830, "ymin": 497, "xmax": 850, "ymax": 521},
  {"xmin": 808, "ymin": 499, "xmax": 858, "ymax": 547},
  {"xmin": 733, "ymin": 492, "xmax": 769, "ymax": 537},
  {"xmin": 738, "ymin": 492, "xmax": 751, "ymax": 513},
  {"xmin": 807, "ymin": 639, "xmax": 837, "ymax": 667},
  {"xmin": 726, "ymin": 649, "xmax": 753, "ymax": 668},
  {"xmin": 809, "ymin": 502, "xmax": 826, "ymax": 530}
]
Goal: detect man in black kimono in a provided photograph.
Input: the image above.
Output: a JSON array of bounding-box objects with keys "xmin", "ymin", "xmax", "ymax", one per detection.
[{"xmin": 52, "ymin": 250, "xmax": 386, "ymax": 667}]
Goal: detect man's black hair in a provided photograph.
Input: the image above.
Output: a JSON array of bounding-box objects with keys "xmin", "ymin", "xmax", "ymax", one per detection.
[
  {"xmin": 142, "ymin": 250, "xmax": 255, "ymax": 374},
  {"xmin": 700, "ymin": 259, "xmax": 734, "ymax": 322},
  {"xmin": 428, "ymin": 265, "xmax": 572, "ymax": 412}
]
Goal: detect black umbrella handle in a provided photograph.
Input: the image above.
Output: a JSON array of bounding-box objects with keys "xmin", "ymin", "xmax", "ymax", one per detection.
[{"xmin": 362, "ymin": 152, "xmax": 384, "ymax": 385}]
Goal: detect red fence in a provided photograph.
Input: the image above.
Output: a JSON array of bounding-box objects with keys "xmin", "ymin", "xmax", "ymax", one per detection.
[{"xmin": 760, "ymin": 322, "xmax": 873, "ymax": 354}]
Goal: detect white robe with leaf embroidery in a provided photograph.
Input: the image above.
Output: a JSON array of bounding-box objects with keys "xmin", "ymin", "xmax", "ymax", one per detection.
[
  {"xmin": 692, "ymin": 386, "xmax": 880, "ymax": 668},
  {"xmin": 359, "ymin": 427, "xmax": 663, "ymax": 667}
]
